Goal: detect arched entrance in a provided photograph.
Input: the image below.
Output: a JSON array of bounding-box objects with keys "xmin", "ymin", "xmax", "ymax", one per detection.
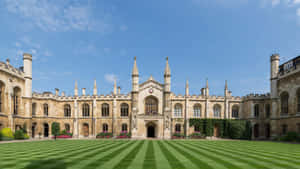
[
  {"xmin": 265, "ymin": 123, "xmax": 270, "ymax": 139},
  {"xmin": 213, "ymin": 124, "xmax": 220, "ymax": 137},
  {"xmin": 32, "ymin": 123, "xmax": 37, "ymax": 138},
  {"xmin": 254, "ymin": 124, "xmax": 259, "ymax": 138},
  {"xmin": 83, "ymin": 123, "xmax": 89, "ymax": 137},
  {"xmin": 44, "ymin": 123, "xmax": 49, "ymax": 137},
  {"xmin": 146, "ymin": 122, "xmax": 156, "ymax": 138}
]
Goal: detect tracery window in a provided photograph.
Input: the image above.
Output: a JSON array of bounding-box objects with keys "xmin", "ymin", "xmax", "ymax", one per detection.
[
  {"xmin": 193, "ymin": 104, "xmax": 201, "ymax": 117},
  {"xmin": 254, "ymin": 104, "xmax": 259, "ymax": 118},
  {"xmin": 213, "ymin": 104, "xmax": 221, "ymax": 118},
  {"xmin": 145, "ymin": 97, "xmax": 158, "ymax": 115},
  {"xmin": 174, "ymin": 104, "xmax": 182, "ymax": 117},
  {"xmin": 82, "ymin": 103, "xmax": 90, "ymax": 117},
  {"xmin": 43, "ymin": 103, "xmax": 48, "ymax": 116},
  {"xmin": 103, "ymin": 123, "xmax": 108, "ymax": 132},
  {"xmin": 32, "ymin": 103, "xmax": 36, "ymax": 116},
  {"xmin": 280, "ymin": 92, "xmax": 289, "ymax": 115},
  {"xmin": 175, "ymin": 124, "xmax": 181, "ymax": 132},
  {"xmin": 13, "ymin": 87, "xmax": 21, "ymax": 115},
  {"xmin": 64, "ymin": 104, "xmax": 71, "ymax": 117},
  {"xmin": 121, "ymin": 103, "xmax": 129, "ymax": 117},
  {"xmin": 102, "ymin": 103, "xmax": 109, "ymax": 117},
  {"xmin": 121, "ymin": 124, "xmax": 128, "ymax": 132},
  {"xmin": 0, "ymin": 82, "xmax": 4, "ymax": 112},
  {"xmin": 265, "ymin": 104, "xmax": 271, "ymax": 118},
  {"xmin": 232, "ymin": 105, "xmax": 239, "ymax": 118}
]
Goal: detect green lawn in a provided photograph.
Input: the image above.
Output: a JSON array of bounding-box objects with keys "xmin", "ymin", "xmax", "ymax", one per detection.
[{"xmin": 0, "ymin": 140, "xmax": 300, "ymax": 169}]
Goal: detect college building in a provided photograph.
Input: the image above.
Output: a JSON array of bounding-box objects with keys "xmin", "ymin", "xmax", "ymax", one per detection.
[{"xmin": 0, "ymin": 53, "xmax": 299, "ymax": 139}]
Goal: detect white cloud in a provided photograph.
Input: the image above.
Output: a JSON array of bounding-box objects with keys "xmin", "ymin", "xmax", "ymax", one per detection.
[
  {"xmin": 294, "ymin": 0, "xmax": 300, "ymax": 4},
  {"xmin": 105, "ymin": 74, "xmax": 117, "ymax": 84},
  {"xmin": 4, "ymin": 0, "xmax": 111, "ymax": 32},
  {"xmin": 272, "ymin": 0, "xmax": 281, "ymax": 6}
]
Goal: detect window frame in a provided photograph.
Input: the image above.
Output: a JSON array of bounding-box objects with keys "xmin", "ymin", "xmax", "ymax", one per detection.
[
  {"xmin": 174, "ymin": 104, "xmax": 182, "ymax": 117},
  {"xmin": 193, "ymin": 104, "xmax": 201, "ymax": 118},
  {"xmin": 121, "ymin": 103, "xmax": 129, "ymax": 117},
  {"xmin": 101, "ymin": 103, "xmax": 110, "ymax": 117}
]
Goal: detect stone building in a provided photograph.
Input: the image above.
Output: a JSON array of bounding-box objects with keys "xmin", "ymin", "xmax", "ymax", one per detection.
[{"xmin": 0, "ymin": 53, "xmax": 299, "ymax": 139}]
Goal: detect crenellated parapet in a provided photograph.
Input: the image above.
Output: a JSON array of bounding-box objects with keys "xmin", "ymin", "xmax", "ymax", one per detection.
[
  {"xmin": 242, "ymin": 93, "xmax": 271, "ymax": 101},
  {"xmin": 0, "ymin": 61, "xmax": 25, "ymax": 79}
]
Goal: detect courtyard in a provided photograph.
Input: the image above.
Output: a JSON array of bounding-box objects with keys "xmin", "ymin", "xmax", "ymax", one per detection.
[{"xmin": 0, "ymin": 140, "xmax": 299, "ymax": 169}]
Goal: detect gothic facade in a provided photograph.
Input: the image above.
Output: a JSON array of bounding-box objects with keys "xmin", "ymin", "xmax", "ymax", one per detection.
[{"xmin": 0, "ymin": 53, "xmax": 299, "ymax": 139}]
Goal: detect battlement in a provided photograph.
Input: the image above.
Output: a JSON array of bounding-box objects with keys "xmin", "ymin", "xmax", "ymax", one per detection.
[
  {"xmin": 243, "ymin": 93, "xmax": 270, "ymax": 100},
  {"xmin": 0, "ymin": 61, "xmax": 25, "ymax": 79}
]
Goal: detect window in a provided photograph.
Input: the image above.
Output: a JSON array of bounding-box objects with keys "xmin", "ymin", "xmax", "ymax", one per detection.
[
  {"xmin": 174, "ymin": 104, "xmax": 182, "ymax": 117},
  {"xmin": 265, "ymin": 104, "xmax": 271, "ymax": 118},
  {"xmin": 65, "ymin": 124, "xmax": 70, "ymax": 132},
  {"xmin": 102, "ymin": 103, "xmax": 109, "ymax": 117},
  {"xmin": 297, "ymin": 89, "xmax": 300, "ymax": 113},
  {"xmin": 254, "ymin": 104, "xmax": 259, "ymax": 118},
  {"xmin": 232, "ymin": 105, "xmax": 239, "ymax": 118},
  {"xmin": 145, "ymin": 96, "xmax": 158, "ymax": 115},
  {"xmin": 43, "ymin": 104, "xmax": 48, "ymax": 116},
  {"xmin": 0, "ymin": 82, "xmax": 4, "ymax": 112},
  {"xmin": 281, "ymin": 92, "xmax": 289, "ymax": 115},
  {"xmin": 13, "ymin": 87, "xmax": 21, "ymax": 115},
  {"xmin": 121, "ymin": 124, "xmax": 128, "ymax": 132},
  {"xmin": 32, "ymin": 103, "xmax": 36, "ymax": 116},
  {"xmin": 175, "ymin": 124, "xmax": 181, "ymax": 133},
  {"xmin": 193, "ymin": 104, "xmax": 201, "ymax": 117},
  {"xmin": 64, "ymin": 104, "xmax": 71, "ymax": 117},
  {"xmin": 194, "ymin": 125, "xmax": 201, "ymax": 132},
  {"xmin": 282, "ymin": 124, "xmax": 288, "ymax": 135},
  {"xmin": 103, "ymin": 123, "xmax": 108, "ymax": 132},
  {"xmin": 213, "ymin": 104, "xmax": 221, "ymax": 118},
  {"xmin": 82, "ymin": 103, "xmax": 90, "ymax": 117},
  {"xmin": 121, "ymin": 103, "xmax": 129, "ymax": 116}
]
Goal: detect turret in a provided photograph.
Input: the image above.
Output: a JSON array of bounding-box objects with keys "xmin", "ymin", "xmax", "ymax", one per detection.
[
  {"xmin": 185, "ymin": 80, "xmax": 189, "ymax": 96},
  {"xmin": 270, "ymin": 54, "xmax": 280, "ymax": 98},
  {"xmin": 132, "ymin": 56, "xmax": 139, "ymax": 92},
  {"xmin": 82, "ymin": 88, "xmax": 86, "ymax": 96},
  {"xmin": 74, "ymin": 81, "xmax": 78, "ymax": 96},
  {"xmin": 164, "ymin": 57, "xmax": 171, "ymax": 92},
  {"xmin": 93, "ymin": 80, "xmax": 97, "ymax": 96},
  {"xmin": 23, "ymin": 53, "xmax": 32, "ymax": 98}
]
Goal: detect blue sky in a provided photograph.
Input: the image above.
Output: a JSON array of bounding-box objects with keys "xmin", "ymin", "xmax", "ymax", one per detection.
[{"xmin": 0, "ymin": 0, "xmax": 300, "ymax": 96}]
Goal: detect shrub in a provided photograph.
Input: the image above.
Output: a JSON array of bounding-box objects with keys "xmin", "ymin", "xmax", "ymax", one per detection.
[
  {"xmin": 172, "ymin": 132, "xmax": 184, "ymax": 139},
  {"xmin": 14, "ymin": 130, "xmax": 28, "ymax": 140},
  {"xmin": 0, "ymin": 132, "xmax": 2, "ymax": 141},
  {"xmin": 117, "ymin": 131, "xmax": 131, "ymax": 139},
  {"xmin": 96, "ymin": 132, "xmax": 113, "ymax": 138},
  {"xmin": 60, "ymin": 130, "xmax": 73, "ymax": 137},
  {"xmin": 189, "ymin": 132, "xmax": 205, "ymax": 139},
  {"xmin": 51, "ymin": 122, "xmax": 60, "ymax": 139},
  {"xmin": 280, "ymin": 132, "xmax": 300, "ymax": 142},
  {"xmin": 0, "ymin": 128, "xmax": 14, "ymax": 141}
]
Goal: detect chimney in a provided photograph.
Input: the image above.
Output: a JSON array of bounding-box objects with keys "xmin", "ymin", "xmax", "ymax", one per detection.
[
  {"xmin": 82, "ymin": 88, "xmax": 86, "ymax": 96},
  {"xmin": 55, "ymin": 88, "xmax": 59, "ymax": 96}
]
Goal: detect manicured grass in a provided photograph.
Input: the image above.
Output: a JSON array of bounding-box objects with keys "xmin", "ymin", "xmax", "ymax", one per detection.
[{"xmin": 0, "ymin": 140, "xmax": 300, "ymax": 169}]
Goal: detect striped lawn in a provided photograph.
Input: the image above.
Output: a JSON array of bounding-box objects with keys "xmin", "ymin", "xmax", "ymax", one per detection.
[{"xmin": 0, "ymin": 140, "xmax": 299, "ymax": 169}]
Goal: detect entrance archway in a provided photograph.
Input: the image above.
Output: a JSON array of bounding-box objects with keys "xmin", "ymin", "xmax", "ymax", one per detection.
[
  {"xmin": 146, "ymin": 122, "xmax": 156, "ymax": 138},
  {"xmin": 254, "ymin": 124, "xmax": 259, "ymax": 138},
  {"xmin": 83, "ymin": 123, "xmax": 89, "ymax": 137},
  {"xmin": 44, "ymin": 123, "xmax": 49, "ymax": 137},
  {"xmin": 213, "ymin": 124, "xmax": 220, "ymax": 137},
  {"xmin": 265, "ymin": 123, "xmax": 270, "ymax": 139},
  {"xmin": 32, "ymin": 123, "xmax": 36, "ymax": 138}
]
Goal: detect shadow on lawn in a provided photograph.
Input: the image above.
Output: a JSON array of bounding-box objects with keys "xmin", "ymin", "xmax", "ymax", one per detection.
[{"xmin": 23, "ymin": 159, "xmax": 67, "ymax": 169}]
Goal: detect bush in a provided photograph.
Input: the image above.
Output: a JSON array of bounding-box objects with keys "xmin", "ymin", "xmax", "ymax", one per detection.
[
  {"xmin": 0, "ymin": 128, "xmax": 14, "ymax": 141},
  {"xmin": 172, "ymin": 132, "xmax": 184, "ymax": 139},
  {"xmin": 14, "ymin": 130, "xmax": 28, "ymax": 140},
  {"xmin": 117, "ymin": 131, "xmax": 131, "ymax": 139},
  {"xmin": 60, "ymin": 130, "xmax": 73, "ymax": 137},
  {"xmin": 96, "ymin": 132, "xmax": 113, "ymax": 138},
  {"xmin": 280, "ymin": 132, "xmax": 300, "ymax": 142},
  {"xmin": 189, "ymin": 132, "xmax": 205, "ymax": 139},
  {"xmin": 0, "ymin": 132, "xmax": 2, "ymax": 141},
  {"xmin": 51, "ymin": 122, "xmax": 60, "ymax": 139}
]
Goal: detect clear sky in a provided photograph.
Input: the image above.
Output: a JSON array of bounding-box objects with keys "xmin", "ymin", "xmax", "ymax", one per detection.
[{"xmin": 0, "ymin": 0, "xmax": 300, "ymax": 96}]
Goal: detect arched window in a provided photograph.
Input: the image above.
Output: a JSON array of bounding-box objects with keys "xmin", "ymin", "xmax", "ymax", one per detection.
[
  {"xmin": 43, "ymin": 103, "xmax": 49, "ymax": 116},
  {"xmin": 174, "ymin": 104, "xmax": 182, "ymax": 117},
  {"xmin": 254, "ymin": 104, "xmax": 259, "ymax": 118},
  {"xmin": 175, "ymin": 124, "xmax": 181, "ymax": 133},
  {"xmin": 145, "ymin": 96, "xmax": 158, "ymax": 115},
  {"xmin": 193, "ymin": 104, "xmax": 201, "ymax": 117},
  {"xmin": 32, "ymin": 103, "xmax": 36, "ymax": 116},
  {"xmin": 297, "ymin": 89, "xmax": 300, "ymax": 113},
  {"xmin": 232, "ymin": 105, "xmax": 239, "ymax": 118},
  {"xmin": 121, "ymin": 124, "xmax": 128, "ymax": 132},
  {"xmin": 82, "ymin": 103, "xmax": 90, "ymax": 117},
  {"xmin": 65, "ymin": 124, "xmax": 70, "ymax": 132},
  {"xmin": 213, "ymin": 104, "xmax": 221, "ymax": 118},
  {"xmin": 265, "ymin": 104, "xmax": 271, "ymax": 118},
  {"xmin": 121, "ymin": 103, "xmax": 129, "ymax": 116},
  {"xmin": 103, "ymin": 123, "xmax": 108, "ymax": 132},
  {"xmin": 64, "ymin": 104, "xmax": 71, "ymax": 117},
  {"xmin": 13, "ymin": 87, "xmax": 21, "ymax": 115},
  {"xmin": 102, "ymin": 103, "xmax": 109, "ymax": 117},
  {"xmin": 282, "ymin": 124, "xmax": 288, "ymax": 135},
  {"xmin": 281, "ymin": 92, "xmax": 289, "ymax": 115},
  {"xmin": 0, "ymin": 81, "xmax": 4, "ymax": 113}
]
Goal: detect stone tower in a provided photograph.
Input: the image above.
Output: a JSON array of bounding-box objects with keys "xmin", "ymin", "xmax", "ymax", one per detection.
[
  {"xmin": 163, "ymin": 57, "xmax": 171, "ymax": 139},
  {"xmin": 23, "ymin": 53, "xmax": 32, "ymax": 117},
  {"xmin": 131, "ymin": 56, "xmax": 139, "ymax": 136}
]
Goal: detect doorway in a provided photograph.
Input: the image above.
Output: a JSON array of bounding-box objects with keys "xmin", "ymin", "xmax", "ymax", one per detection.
[
  {"xmin": 44, "ymin": 123, "xmax": 49, "ymax": 137},
  {"xmin": 83, "ymin": 123, "xmax": 89, "ymax": 137},
  {"xmin": 147, "ymin": 125, "xmax": 155, "ymax": 138},
  {"xmin": 32, "ymin": 123, "xmax": 36, "ymax": 138}
]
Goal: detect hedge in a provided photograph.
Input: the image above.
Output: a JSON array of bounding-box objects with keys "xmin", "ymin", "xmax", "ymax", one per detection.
[
  {"xmin": 0, "ymin": 128, "xmax": 14, "ymax": 141},
  {"xmin": 189, "ymin": 118, "xmax": 252, "ymax": 140}
]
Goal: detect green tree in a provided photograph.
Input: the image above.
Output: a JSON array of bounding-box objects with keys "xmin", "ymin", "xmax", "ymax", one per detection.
[{"xmin": 51, "ymin": 122, "xmax": 60, "ymax": 140}]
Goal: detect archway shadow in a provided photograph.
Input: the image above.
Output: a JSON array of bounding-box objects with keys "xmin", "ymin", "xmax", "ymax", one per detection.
[{"xmin": 23, "ymin": 159, "xmax": 67, "ymax": 169}]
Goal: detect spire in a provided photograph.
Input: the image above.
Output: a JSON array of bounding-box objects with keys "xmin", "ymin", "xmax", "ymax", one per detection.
[
  {"xmin": 74, "ymin": 80, "xmax": 78, "ymax": 96},
  {"xmin": 93, "ymin": 79, "xmax": 97, "ymax": 96},
  {"xmin": 132, "ymin": 56, "xmax": 139, "ymax": 76},
  {"xmin": 206, "ymin": 78, "xmax": 209, "ymax": 88},
  {"xmin": 164, "ymin": 56, "xmax": 171, "ymax": 76},
  {"xmin": 113, "ymin": 79, "xmax": 117, "ymax": 95},
  {"xmin": 205, "ymin": 78, "xmax": 209, "ymax": 96},
  {"xmin": 185, "ymin": 80, "xmax": 189, "ymax": 96},
  {"xmin": 225, "ymin": 80, "xmax": 228, "ymax": 90}
]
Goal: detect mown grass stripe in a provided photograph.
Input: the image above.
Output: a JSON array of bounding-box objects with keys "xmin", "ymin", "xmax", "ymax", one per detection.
[
  {"xmin": 157, "ymin": 141, "xmax": 186, "ymax": 169},
  {"xmin": 143, "ymin": 141, "xmax": 157, "ymax": 169},
  {"xmin": 112, "ymin": 141, "xmax": 145, "ymax": 169},
  {"xmin": 175, "ymin": 141, "xmax": 244, "ymax": 169},
  {"xmin": 183, "ymin": 141, "xmax": 269, "ymax": 169},
  {"xmin": 82, "ymin": 141, "xmax": 136, "ymax": 169},
  {"xmin": 165, "ymin": 141, "xmax": 214, "ymax": 169},
  {"xmin": 127, "ymin": 140, "xmax": 148, "ymax": 169},
  {"xmin": 204, "ymin": 141, "xmax": 299, "ymax": 169}
]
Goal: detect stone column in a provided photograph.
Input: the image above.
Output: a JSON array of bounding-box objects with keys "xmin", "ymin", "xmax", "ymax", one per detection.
[
  {"xmin": 112, "ymin": 98, "xmax": 117, "ymax": 137},
  {"xmin": 93, "ymin": 99, "xmax": 97, "ymax": 136},
  {"xmin": 74, "ymin": 99, "xmax": 79, "ymax": 137},
  {"xmin": 205, "ymin": 98, "xmax": 209, "ymax": 118}
]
